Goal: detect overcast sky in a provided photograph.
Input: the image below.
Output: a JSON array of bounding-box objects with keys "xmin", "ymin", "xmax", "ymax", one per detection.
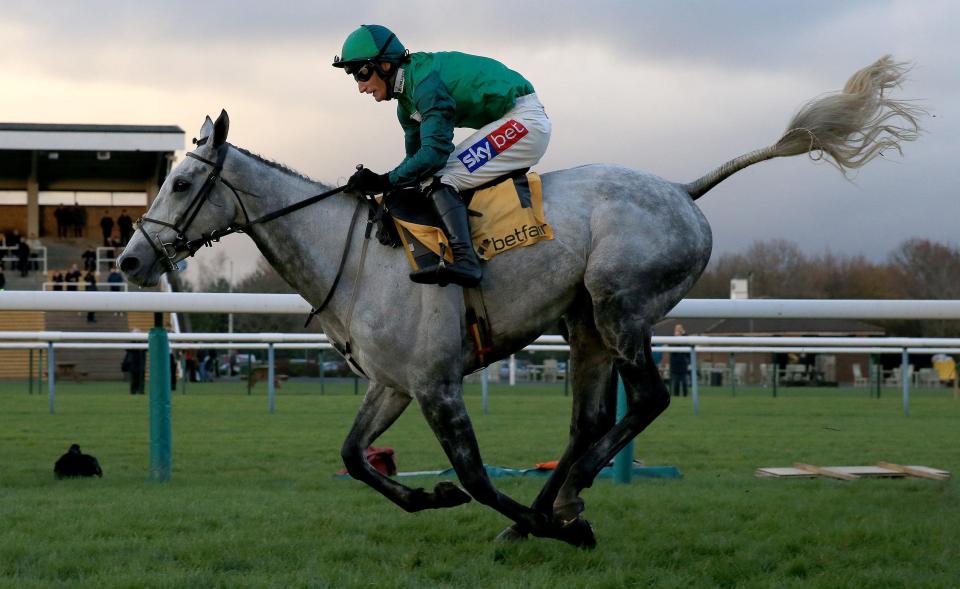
[{"xmin": 1, "ymin": 0, "xmax": 956, "ymax": 284}]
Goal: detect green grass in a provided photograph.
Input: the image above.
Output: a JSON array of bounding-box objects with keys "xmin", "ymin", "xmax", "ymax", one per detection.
[{"xmin": 1, "ymin": 381, "xmax": 958, "ymax": 588}]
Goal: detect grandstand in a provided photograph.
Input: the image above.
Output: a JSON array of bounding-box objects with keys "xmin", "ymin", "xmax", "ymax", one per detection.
[{"xmin": 0, "ymin": 122, "xmax": 184, "ymax": 379}]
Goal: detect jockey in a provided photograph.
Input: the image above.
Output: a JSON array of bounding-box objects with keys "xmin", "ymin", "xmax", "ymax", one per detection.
[{"xmin": 334, "ymin": 24, "xmax": 551, "ymax": 287}]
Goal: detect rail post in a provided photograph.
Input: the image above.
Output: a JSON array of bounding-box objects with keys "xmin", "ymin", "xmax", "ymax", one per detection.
[
  {"xmin": 47, "ymin": 341, "xmax": 55, "ymax": 415},
  {"xmin": 246, "ymin": 354, "xmax": 252, "ymax": 395},
  {"xmin": 729, "ymin": 352, "xmax": 736, "ymax": 396},
  {"xmin": 901, "ymin": 347, "xmax": 910, "ymax": 417},
  {"xmin": 28, "ymin": 349, "xmax": 33, "ymax": 395},
  {"xmin": 691, "ymin": 347, "xmax": 699, "ymax": 416},
  {"xmin": 148, "ymin": 313, "xmax": 172, "ymax": 482},
  {"xmin": 319, "ymin": 350, "xmax": 325, "ymax": 395},
  {"xmin": 268, "ymin": 343, "xmax": 276, "ymax": 414},
  {"xmin": 613, "ymin": 375, "xmax": 634, "ymax": 484}
]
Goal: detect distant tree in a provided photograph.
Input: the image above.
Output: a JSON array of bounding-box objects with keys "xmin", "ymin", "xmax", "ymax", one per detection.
[
  {"xmin": 888, "ymin": 239, "xmax": 960, "ymax": 299},
  {"xmin": 232, "ymin": 259, "xmax": 317, "ymax": 334},
  {"xmin": 884, "ymin": 239, "xmax": 960, "ymax": 337}
]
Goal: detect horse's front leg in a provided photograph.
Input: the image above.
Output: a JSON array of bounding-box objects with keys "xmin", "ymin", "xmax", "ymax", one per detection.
[
  {"xmin": 342, "ymin": 382, "xmax": 471, "ymax": 512},
  {"xmin": 416, "ymin": 381, "xmax": 595, "ymax": 547}
]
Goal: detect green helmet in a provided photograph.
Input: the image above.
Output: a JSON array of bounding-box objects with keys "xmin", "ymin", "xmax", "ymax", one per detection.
[{"xmin": 332, "ymin": 25, "xmax": 407, "ymax": 67}]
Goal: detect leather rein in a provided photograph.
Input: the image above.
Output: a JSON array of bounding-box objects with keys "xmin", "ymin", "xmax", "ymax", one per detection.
[{"xmin": 136, "ymin": 142, "xmax": 363, "ymax": 323}]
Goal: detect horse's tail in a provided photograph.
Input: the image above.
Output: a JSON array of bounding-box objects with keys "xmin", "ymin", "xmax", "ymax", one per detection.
[{"xmin": 683, "ymin": 55, "xmax": 924, "ymax": 200}]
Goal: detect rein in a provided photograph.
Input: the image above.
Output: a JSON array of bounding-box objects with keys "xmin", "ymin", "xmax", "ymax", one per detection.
[{"xmin": 136, "ymin": 143, "xmax": 364, "ymax": 323}]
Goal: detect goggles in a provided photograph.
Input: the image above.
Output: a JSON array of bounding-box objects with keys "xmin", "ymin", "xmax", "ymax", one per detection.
[{"xmin": 345, "ymin": 61, "xmax": 377, "ymax": 83}]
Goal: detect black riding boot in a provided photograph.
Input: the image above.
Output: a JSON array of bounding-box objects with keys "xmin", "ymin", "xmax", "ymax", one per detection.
[{"xmin": 410, "ymin": 185, "xmax": 482, "ymax": 287}]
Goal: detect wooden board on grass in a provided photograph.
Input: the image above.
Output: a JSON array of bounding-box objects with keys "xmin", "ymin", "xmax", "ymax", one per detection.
[{"xmin": 756, "ymin": 463, "xmax": 950, "ymax": 480}]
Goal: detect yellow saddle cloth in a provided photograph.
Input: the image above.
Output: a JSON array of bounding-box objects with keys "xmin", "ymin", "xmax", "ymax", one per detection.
[{"xmin": 392, "ymin": 172, "xmax": 554, "ymax": 270}]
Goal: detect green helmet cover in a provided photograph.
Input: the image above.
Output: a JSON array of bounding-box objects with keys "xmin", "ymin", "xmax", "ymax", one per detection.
[{"xmin": 333, "ymin": 24, "xmax": 407, "ymax": 67}]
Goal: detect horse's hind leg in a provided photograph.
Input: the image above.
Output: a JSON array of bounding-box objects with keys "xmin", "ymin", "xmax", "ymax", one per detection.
[
  {"xmin": 341, "ymin": 382, "xmax": 471, "ymax": 512},
  {"xmin": 553, "ymin": 318, "xmax": 671, "ymax": 524},
  {"xmin": 498, "ymin": 302, "xmax": 617, "ymax": 541}
]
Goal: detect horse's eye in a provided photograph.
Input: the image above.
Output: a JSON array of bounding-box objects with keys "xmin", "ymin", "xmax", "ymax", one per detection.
[{"xmin": 172, "ymin": 179, "xmax": 191, "ymax": 193}]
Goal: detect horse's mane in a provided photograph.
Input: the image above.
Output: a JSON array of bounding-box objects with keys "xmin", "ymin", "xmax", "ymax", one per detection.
[{"xmin": 229, "ymin": 144, "xmax": 320, "ymax": 185}]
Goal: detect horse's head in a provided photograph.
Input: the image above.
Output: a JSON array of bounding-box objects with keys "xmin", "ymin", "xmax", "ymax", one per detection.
[{"xmin": 118, "ymin": 110, "xmax": 241, "ymax": 287}]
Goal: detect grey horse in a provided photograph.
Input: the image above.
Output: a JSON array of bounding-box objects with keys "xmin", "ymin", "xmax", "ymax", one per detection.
[{"xmin": 119, "ymin": 56, "xmax": 921, "ymax": 547}]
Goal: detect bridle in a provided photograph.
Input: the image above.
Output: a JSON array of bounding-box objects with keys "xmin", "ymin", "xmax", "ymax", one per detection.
[
  {"xmin": 135, "ymin": 141, "xmax": 361, "ymax": 325},
  {"xmin": 136, "ymin": 142, "xmax": 348, "ymax": 273}
]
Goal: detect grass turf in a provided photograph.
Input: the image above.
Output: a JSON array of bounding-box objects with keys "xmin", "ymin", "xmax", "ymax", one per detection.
[{"xmin": 0, "ymin": 380, "xmax": 957, "ymax": 588}]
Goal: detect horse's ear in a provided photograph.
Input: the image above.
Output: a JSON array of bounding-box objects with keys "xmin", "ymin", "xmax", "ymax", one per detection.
[
  {"xmin": 196, "ymin": 115, "xmax": 215, "ymax": 146},
  {"xmin": 213, "ymin": 109, "xmax": 230, "ymax": 148}
]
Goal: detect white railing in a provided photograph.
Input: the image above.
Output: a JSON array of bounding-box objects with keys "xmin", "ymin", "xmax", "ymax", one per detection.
[
  {"xmin": 3, "ymin": 292, "xmax": 960, "ymax": 318},
  {"xmin": 0, "ymin": 244, "xmax": 47, "ymax": 275},
  {"xmin": 2, "ymin": 294, "xmax": 959, "ymax": 417}
]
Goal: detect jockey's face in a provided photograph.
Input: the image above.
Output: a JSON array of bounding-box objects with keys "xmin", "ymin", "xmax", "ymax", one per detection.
[{"xmin": 357, "ymin": 62, "xmax": 391, "ymax": 102}]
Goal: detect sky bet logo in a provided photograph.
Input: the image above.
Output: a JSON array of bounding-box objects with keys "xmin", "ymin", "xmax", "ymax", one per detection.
[{"xmin": 457, "ymin": 120, "xmax": 529, "ymax": 173}]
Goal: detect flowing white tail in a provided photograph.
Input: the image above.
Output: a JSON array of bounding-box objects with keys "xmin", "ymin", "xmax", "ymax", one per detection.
[{"xmin": 685, "ymin": 55, "xmax": 925, "ymax": 200}]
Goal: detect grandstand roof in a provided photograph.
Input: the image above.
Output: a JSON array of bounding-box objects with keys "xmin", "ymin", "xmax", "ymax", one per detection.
[{"xmin": 0, "ymin": 122, "xmax": 184, "ymax": 152}]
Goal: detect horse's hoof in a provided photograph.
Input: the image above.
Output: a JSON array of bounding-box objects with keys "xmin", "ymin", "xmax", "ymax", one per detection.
[
  {"xmin": 494, "ymin": 525, "xmax": 528, "ymax": 543},
  {"xmin": 553, "ymin": 497, "xmax": 585, "ymax": 526},
  {"xmin": 556, "ymin": 517, "xmax": 597, "ymax": 549},
  {"xmin": 432, "ymin": 481, "xmax": 471, "ymax": 508}
]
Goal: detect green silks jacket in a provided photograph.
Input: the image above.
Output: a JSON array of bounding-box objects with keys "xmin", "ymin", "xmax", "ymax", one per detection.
[{"xmin": 387, "ymin": 51, "xmax": 535, "ymax": 186}]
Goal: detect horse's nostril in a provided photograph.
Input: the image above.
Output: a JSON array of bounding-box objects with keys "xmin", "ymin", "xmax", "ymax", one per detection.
[{"xmin": 119, "ymin": 255, "xmax": 140, "ymax": 273}]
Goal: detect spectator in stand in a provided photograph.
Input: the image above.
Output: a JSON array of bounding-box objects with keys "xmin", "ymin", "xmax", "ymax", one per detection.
[
  {"xmin": 51, "ymin": 270, "xmax": 64, "ymax": 291},
  {"xmin": 26, "ymin": 233, "xmax": 42, "ymax": 271},
  {"xmin": 117, "ymin": 210, "xmax": 133, "ymax": 244},
  {"xmin": 65, "ymin": 264, "xmax": 81, "ymax": 291},
  {"xmin": 7, "ymin": 228, "xmax": 21, "ymax": 248},
  {"xmin": 70, "ymin": 205, "xmax": 84, "ymax": 237},
  {"xmin": 16, "ymin": 239, "xmax": 30, "ymax": 277},
  {"xmin": 83, "ymin": 270, "xmax": 98, "ymax": 322},
  {"xmin": 54, "ymin": 205, "xmax": 67, "ymax": 237},
  {"xmin": 107, "ymin": 268, "xmax": 124, "ymax": 292},
  {"xmin": 81, "ymin": 246, "xmax": 96, "ymax": 272},
  {"xmin": 99, "ymin": 213, "xmax": 114, "ymax": 247}
]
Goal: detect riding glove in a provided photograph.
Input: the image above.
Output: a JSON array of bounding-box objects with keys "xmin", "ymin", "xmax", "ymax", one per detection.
[{"xmin": 347, "ymin": 168, "xmax": 392, "ymax": 195}]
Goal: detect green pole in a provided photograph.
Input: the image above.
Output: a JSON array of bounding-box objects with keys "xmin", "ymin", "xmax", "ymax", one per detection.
[
  {"xmin": 613, "ymin": 375, "xmax": 633, "ymax": 484},
  {"xmin": 148, "ymin": 313, "xmax": 172, "ymax": 482},
  {"xmin": 28, "ymin": 349, "xmax": 33, "ymax": 395}
]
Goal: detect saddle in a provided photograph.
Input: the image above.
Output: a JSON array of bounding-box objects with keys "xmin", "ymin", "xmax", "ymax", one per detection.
[
  {"xmin": 376, "ymin": 169, "xmax": 554, "ymax": 272},
  {"xmin": 369, "ymin": 169, "xmax": 553, "ymax": 363}
]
